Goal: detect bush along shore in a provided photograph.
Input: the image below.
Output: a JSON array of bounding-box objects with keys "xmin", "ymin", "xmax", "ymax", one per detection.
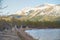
[{"xmin": 0, "ymin": 17, "xmax": 60, "ymax": 31}]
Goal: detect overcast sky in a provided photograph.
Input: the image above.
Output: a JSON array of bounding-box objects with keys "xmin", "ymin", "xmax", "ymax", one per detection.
[{"xmin": 1, "ymin": 0, "xmax": 60, "ymax": 15}]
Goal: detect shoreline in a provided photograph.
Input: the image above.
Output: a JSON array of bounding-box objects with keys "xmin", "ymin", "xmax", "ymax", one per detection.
[
  {"xmin": 16, "ymin": 28, "xmax": 36, "ymax": 40},
  {"xmin": 15, "ymin": 26, "xmax": 60, "ymax": 40}
]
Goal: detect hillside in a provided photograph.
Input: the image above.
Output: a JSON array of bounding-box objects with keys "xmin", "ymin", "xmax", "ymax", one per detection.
[{"xmin": 13, "ymin": 4, "xmax": 60, "ymax": 21}]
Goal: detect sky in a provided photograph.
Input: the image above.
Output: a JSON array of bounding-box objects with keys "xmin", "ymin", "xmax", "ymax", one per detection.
[{"xmin": 0, "ymin": 0, "xmax": 60, "ymax": 15}]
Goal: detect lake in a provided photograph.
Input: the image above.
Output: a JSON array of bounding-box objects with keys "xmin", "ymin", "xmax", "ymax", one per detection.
[{"xmin": 25, "ymin": 29, "xmax": 60, "ymax": 40}]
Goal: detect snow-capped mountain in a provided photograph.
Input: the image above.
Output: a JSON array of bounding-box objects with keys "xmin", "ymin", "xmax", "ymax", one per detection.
[{"xmin": 14, "ymin": 4, "xmax": 60, "ymax": 21}]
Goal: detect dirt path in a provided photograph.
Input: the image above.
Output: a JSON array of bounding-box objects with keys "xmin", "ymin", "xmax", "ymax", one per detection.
[
  {"xmin": 0, "ymin": 30, "xmax": 21, "ymax": 40},
  {"xmin": 16, "ymin": 28, "xmax": 36, "ymax": 40}
]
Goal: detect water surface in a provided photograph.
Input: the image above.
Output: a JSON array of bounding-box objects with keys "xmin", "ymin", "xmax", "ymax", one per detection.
[{"xmin": 25, "ymin": 29, "xmax": 60, "ymax": 40}]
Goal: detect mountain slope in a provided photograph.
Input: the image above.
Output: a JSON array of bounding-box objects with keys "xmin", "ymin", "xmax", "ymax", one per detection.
[{"xmin": 14, "ymin": 4, "xmax": 60, "ymax": 21}]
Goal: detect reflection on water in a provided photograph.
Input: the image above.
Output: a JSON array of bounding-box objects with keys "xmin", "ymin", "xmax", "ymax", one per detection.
[{"xmin": 25, "ymin": 29, "xmax": 60, "ymax": 40}]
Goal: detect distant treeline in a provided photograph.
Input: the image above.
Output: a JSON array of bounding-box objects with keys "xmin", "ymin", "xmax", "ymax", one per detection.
[
  {"xmin": 0, "ymin": 17, "xmax": 60, "ymax": 31},
  {"xmin": 19, "ymin": 20, "xmax": 60, "ymax": 28}
]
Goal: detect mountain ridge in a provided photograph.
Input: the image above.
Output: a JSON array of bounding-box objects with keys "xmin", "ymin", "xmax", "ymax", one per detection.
[{"xmin": 7, "ymin": 4, "xmax": 60, "ymax": 21}]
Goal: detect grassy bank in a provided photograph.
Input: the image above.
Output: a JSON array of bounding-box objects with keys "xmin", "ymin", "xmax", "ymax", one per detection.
[{"xmin": 0, "ymin": 17, "xmax": 60, "ymax": 31}]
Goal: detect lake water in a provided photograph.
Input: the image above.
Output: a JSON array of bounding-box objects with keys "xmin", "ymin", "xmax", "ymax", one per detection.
[{"xmin": 25, "ymin": 29, "xmax": 60, "ymax": 40}]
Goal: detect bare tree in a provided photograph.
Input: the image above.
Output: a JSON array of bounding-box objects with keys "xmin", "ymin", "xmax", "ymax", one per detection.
[{"xmin": 0, "ymin": 0, "xmax": 8, "ymax": 16}]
